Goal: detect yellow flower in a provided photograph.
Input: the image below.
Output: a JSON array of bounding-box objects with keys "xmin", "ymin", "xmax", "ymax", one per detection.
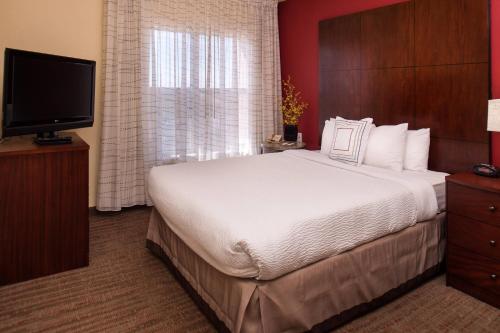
[{"xmin": 280, "ymin": 76, "xmax": 308, "ymax": 126}]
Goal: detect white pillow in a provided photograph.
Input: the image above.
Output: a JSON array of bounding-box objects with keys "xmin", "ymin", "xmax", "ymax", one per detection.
[
  {"xmin": 329, "ymin": 118, "xmax": 373, "ymax": 165},
  {"xmin": 363, "ymin": 123, "xmax": 408, "ymax": 171},
  {"xmin": 320, "ymin": 119, "xmax": 335, "ymax": 155},
  {"xmin": 404, "ymin": 128, "xmax": 430, "ymax": 171}
]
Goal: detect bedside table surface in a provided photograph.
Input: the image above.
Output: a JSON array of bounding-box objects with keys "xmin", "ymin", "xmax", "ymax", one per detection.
[
  {"xmin": 446, "ymin": 172, "xmax": 500, "ymax": 193},
  {"xmin": 262, "ymin": 141, "xmax": 306, "ymax": 151}
]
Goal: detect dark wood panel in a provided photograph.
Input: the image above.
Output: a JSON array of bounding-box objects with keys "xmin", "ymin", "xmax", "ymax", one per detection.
[
  {"xmin": 0, "ymin": 134, "xmax": 89, "ymax": 285},
  {"xmin": 319, "ymin": 70, "xmax": 361, "ymax": 129},
  {"xmin": 415, "ymin": 0, "xmax": 489, "ymax": 65},
  {"xmin": 447, "ymin": 182, "xmax": 500, "ymax": 226},
  {"xmin": 462, "ymin": 0, "xmax": 490, "ymax": 63},
  {"xmin": 429, "ymin": 138, "xmax": 488, "ymax": 174},
  {"xmin": 361, "ymin": 2, "xmax": 414, "ymax": 68},
  {"xmin": 448, "ymin": 213, "xmax": 500, "ymax": 261},
  {"xmin": 319, "ymin": 0, "xmax": 490, "ymax": 174},
  {"xmin": 319, "ymin": 14, "xmax": 361, "ymax": 71},
  {"xmin": 415, "ymin": 64, "xmax": 489, "ymax": 143},
  {"xmin": 447, "ymin": 244, "xmax": 500, "ymax": 296},
  {"xmin": 360, "ymin": 68, "xmax": 415, "ymax": 126}
]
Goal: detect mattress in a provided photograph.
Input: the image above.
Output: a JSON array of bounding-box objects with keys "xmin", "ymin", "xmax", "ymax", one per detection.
[
  {"xmin": 403, "ymin": 169, "xmax": 448, "ymax": 212},
  {"xmin": 147, "ymin": 149, "xmax": 440, "ymax": 280}
]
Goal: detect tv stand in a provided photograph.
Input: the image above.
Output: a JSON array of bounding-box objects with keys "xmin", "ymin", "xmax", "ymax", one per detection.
[
  {"xmin": 35, "ymin": 131, "xmax": 73, "ymax": 145},
  {"xmin": 0, "ymin": 133, "xmax": 89, "ymax": 285}
]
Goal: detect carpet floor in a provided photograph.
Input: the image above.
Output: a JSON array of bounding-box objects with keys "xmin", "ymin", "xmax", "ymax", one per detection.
[{"xmin": 0, "ymin": 207, "xmax": 499, "ymax": 332}]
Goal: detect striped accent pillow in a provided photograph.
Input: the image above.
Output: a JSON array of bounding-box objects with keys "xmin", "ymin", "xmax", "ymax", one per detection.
[{"xmin": 329, "ymin": 118, "xmax": 373, "ymax": 165}]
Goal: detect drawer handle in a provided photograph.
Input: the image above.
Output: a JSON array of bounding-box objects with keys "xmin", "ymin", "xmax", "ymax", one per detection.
[
  {"xmin": 491, "ymin": 240, "xmax": 497, "ymax": 247},
  {"xmin": 489, "ymin": 205, "xmax": 497, "ymax": 212},
  {"xmin": 491, "ymin": 274, "xmax": 497, "ymax": 280}
]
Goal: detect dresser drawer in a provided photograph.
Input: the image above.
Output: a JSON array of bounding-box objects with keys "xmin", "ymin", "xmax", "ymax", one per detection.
[
  {"xmin": 448, "ymin": 213, "xmax": 500, "ymax": 261},
  {"xmin": 447, "ymin": 182, "xmax": 500, "ymax": 225},
  {"xmin": 447, "ymin": 244, "xmax": 500, "ymax": 295}
]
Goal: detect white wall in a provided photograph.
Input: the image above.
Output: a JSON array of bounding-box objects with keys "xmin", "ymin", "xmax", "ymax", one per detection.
[{"xmin": 0, "ymin": 0, "xmax": 104, "ymax": 206}]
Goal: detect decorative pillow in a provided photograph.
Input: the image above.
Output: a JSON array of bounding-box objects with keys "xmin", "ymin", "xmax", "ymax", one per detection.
[
  {"xmin": 321, "ymin": 117, "xmax": 374, "ymax": 155},
  {"xmin": 404, "ymin": 128, "xmax": 430, "ymax": 171},
  {"xmin": 328, "ymin": 118, "xmax": 373, "ymax": 165},
  {"xmin": 320, "ymin": 119, "xmax": 335, "ymax": 155},
  {"xmin": 363, "ymin": 123, "xmax": 408, "ymax": 171}
]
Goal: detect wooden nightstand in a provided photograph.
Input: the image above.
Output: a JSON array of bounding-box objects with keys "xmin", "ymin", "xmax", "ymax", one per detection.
[
  {"xmin": 446, "ymin": 172, "xmax": 500, "ymax": 308},
  {"xmin": 261, "ymin": 141, "xmax": 306, "ymax": 154}
]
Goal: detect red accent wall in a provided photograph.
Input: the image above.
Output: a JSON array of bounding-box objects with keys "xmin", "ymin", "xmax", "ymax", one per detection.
[
  {"xmin": 492, "ymin": 0, "xmax": 500, "ymax": 165},
  {"xmin": 279, "ymin": 0, "xmax": 500, "ymax": 166}
]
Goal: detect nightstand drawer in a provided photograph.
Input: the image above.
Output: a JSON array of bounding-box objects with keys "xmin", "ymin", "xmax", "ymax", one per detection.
[
  {"xmin": 447, "ymin": 182, "xmax": 500, "ymax": 225},
  {"xmin": 447, "ymin": 244, "xmax": 500, "ymax": 295},
  {"xmin": 448, "ymin": 213, "xmax": 500, "ymax": 261}
]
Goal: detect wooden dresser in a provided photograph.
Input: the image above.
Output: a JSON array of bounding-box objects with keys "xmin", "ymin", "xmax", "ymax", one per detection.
[
  {"xmin": 0, "ymin": 133, "xmax": 89, "ymax": 285},
  {"xmin": 446, "ymin": 172, "xmax": 500, "ymax": 308}
]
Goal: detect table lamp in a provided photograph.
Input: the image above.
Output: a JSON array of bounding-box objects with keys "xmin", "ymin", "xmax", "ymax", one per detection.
[
  {"xmin": 488, "ymin": 99, "xmax": 500, "ymax": 132},
  {"xmin": 474, "ymin": 100, "xmax": 500, "ymax": 177}
]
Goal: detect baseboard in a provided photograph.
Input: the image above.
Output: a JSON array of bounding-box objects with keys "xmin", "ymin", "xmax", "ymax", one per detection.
[
  {"xmin": 89, "ymin": 207, "xmax": 98, "ymax": 216},
  {"xmin": 89, "ymin": 205, "xmax": 151, "ymax": 216}
]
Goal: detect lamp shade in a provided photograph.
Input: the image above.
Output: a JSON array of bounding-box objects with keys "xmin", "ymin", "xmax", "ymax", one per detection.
[{"xmin": 487, "ymin": 99, "xmax": 500, "ymax": 132}]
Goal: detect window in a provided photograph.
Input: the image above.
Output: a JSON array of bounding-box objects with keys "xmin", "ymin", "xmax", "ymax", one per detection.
[
  {"xmin": 149, "ymin": 30, "xmax": 248, "ymax": 89},
  {"xmin": 147, "ymin": 29, "xmax": 254, "ymax": 159}
]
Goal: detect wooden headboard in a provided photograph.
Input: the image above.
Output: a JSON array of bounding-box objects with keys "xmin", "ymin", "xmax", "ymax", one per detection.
[{"xmin": 319, "ymin": 0, "xmax": 490, "ymax": 173}]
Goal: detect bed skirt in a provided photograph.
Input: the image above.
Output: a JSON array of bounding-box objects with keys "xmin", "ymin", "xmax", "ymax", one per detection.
[{"xmin": 146, "ymin": 208, "xmax": 446, "ymax": 333}]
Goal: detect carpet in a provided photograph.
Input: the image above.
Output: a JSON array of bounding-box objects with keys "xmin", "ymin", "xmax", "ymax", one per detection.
[{"xmin": 0, "ymin": 207, "xmax": 498, "ymax": 332}]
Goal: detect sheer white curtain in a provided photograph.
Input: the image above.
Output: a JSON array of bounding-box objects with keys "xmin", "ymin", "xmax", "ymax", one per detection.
[{"xmin": 97, "ymin": 0, "xmax": 282, "ymax": 211}]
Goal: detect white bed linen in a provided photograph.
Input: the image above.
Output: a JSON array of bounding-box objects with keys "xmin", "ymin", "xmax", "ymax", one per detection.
[{"xmin": 148, "ymin": 150, "xmax": 439, "ymax": 280}]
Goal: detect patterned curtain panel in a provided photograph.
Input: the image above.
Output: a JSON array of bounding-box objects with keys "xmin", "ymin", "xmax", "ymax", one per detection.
[{"xmin": 97, "ymin": 0, "xmax": 282, "ymax": 211}]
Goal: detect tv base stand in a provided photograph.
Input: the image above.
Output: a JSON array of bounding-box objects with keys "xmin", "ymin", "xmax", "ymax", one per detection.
[{"xmin": 34, "ymin": 132, "xmax": 73, "ymax": 145}]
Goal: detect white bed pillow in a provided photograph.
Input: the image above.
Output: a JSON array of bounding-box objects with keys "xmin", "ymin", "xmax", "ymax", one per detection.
[
  {"xmin": 320, "ymin": 119, "xmax": 335, "ymax": 154},
  {"xmin": 329, "ymin": 118, "xmax": 373, "ymax": 165},
  {"xmin": 404, "ymin": 128, "xmax": 430, "ymax": 171},
  {"xmin": 363, "ymin": 123, "xmax": 408, "ymax": 171}
]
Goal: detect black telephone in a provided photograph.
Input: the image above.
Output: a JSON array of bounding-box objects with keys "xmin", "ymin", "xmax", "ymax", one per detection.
[{"xmin": 473, "ymin": 163, "xmax": 499, "ymax": 178}]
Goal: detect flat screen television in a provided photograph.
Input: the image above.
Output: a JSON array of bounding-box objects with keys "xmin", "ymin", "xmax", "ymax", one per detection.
[{"xmin": 2, "ymin": 48, "xmax": 95, "ymax": 144}]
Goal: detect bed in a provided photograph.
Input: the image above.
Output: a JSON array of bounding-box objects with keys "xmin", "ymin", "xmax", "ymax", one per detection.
[
  {"xmin": 145, "ymin": 0, "xmax": 490, "ymax": 331},
  {"xmin": 146, "ymin": 149, "xmax": 447, "ymax": 332}
]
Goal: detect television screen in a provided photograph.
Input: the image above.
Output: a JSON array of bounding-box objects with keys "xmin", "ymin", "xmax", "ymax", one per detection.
[{"xmin": 2, "ymin": 49, "xmax": 95, "ymax": 137}]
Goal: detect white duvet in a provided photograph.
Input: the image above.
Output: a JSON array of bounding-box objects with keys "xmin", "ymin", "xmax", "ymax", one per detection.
[{"xmin": 148, "ymin": 150, "xmax": 439, "ymax": 280}]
